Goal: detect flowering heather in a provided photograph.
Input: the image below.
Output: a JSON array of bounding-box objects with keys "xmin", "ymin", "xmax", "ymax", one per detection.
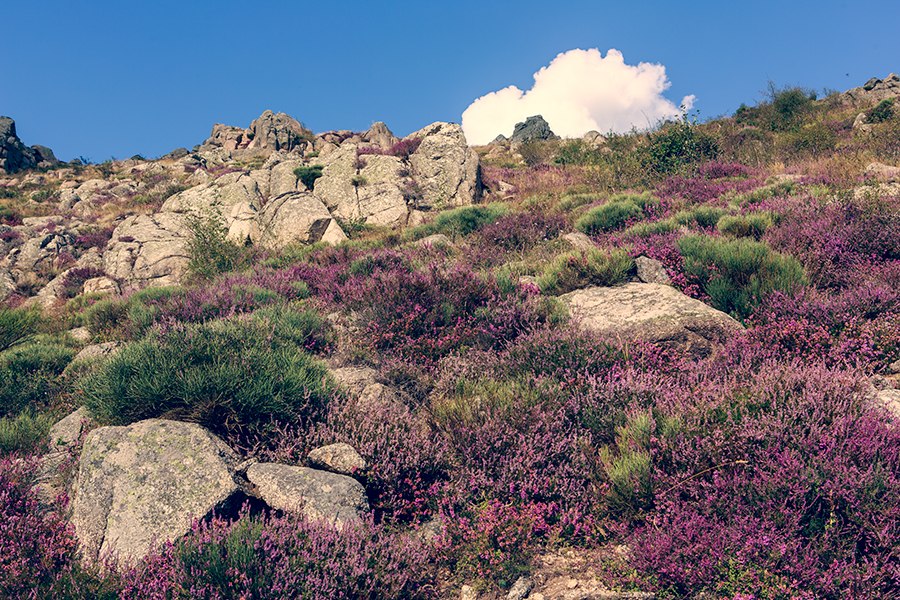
[
  {"xmin": 75, "ymin": 226, "xmax": 114, "ymax": 251},
  {"xmin": 120, "ymin": 506, "xmax": 433, "ymax": 600}
]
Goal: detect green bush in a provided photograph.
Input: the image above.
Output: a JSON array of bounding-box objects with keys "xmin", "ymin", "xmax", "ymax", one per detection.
[
  {"xmin": 0, "ymin": 343, "xmax": 76, "ymax": 417},
  {"xmin": 77, "ymin": 311, "xmax": 337, "ymax": 436},
  {"xmin": 672, "ymin": 206, "xmax": 730, "ymax": 229},
  {"xmin": 867, "ymin": 98, "xmax": 895, "ymax": 124},
  {"xmin": 185, "ymin": 209, "xmax": 254, "ymax": 281},
  {"xmin": 782, "ymin": 122, "xmax": 837, "ymax": 158},
  {"xmin": 576, "ymin": 200, "xmax": 642, "ymax": 235},
  {"xmin": 0, "ymin": 307, "xmax": 40, "ymax": 352},
  {"xmin": 554, "ymin": 192, "xmax": 603, "ymax": 213},
  {"xmin": 404, "ymin": 204, "xmax": 508, "ymax": 241},
  {"xmin": 538, "ymin": 248, "xmax": 634, "ymax": 295},
  {"xmin": 677, "ymin": 234, "xmax": 807, "ymax": 320},
  {"xmin": 294, "ymin": 165, "xmax": 324, "ymax": 190},
  {"xmin": 641, "ymin": 114, "xmax": 719, "ymax": 174},
  {"xmin": 0, "ymin": 409, "xmax": 57, "ymax": 455},
  {"xmin": 621, "ymin": 218, "xmax": 678, "ymax": 239},
  {"xmin": 717, "ymin": 213, "xmax": 773, "ymax": 239},
  {"xmin": 84, "ymin": 287, "xmax": 179, "ymax": 341}
]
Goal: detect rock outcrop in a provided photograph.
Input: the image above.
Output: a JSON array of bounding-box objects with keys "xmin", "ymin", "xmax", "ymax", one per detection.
[
  {"xmin": 407, "ymin": 122, "xmax": 482, "ymax": 209},
  {"xmin": 71, "ymin": 419, "xmax": 244, "ymax": 563},
  {"xmin": 0, "ymin": 116, "xmax": 38, "ymax": 174},
  {"xmin": 561, "ymin": 283, "xmax": 745, "ymax": 358},
  {"xmin": 508, "ymin": 115, "xmax": 557, "ymax": 144},
  {"xmin": 248, "ymin": 110, "xmax": 314, "ymax": 153},
  {"xmin": 841, "ymin": 74, "xmax": 900, "ymax": 106},
  {"xmin": 103, "ymin": 213, "xmax": 192, "ymax": 287}
]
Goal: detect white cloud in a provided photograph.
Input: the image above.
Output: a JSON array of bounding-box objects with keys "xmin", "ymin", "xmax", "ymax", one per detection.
[{"xmin": 461, "ymin": 48, "xmax": 695, "ymax": 145}]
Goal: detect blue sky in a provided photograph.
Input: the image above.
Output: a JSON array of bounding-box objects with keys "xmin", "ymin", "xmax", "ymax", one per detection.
[{"xmin": 2, "ymin": 0, "xmax": 897, "ymax": 161}]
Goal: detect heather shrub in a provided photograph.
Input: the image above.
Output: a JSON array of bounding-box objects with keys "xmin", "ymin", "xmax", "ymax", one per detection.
[
  {"xmin": 121, "ymin": 507, "xmax": 432, "ymax": 600},
  {"xmin": 677, "ymin": 234, "xmax": 807, "ymax": 320},
  {"xmin": 468, "ymin": 210, "xmax": 566, "ymax": 266},
  {"xmin": 77, "ymin": 315, "xmax": 337, "ymax": 437},
  {"xmin": 74, "ymin": 226, "xmax": 115, "ymax": 251},
  {"xmin": 58, "ymin": 266, "xmax": 106, "ymax": 299},
  {"xmin": 867, "ymin": 98, "xmax": 895, "ymax": 123},
  {"xmin": 782, "ymin": 121, "xmax": 837, "ymax": 158},
  {"xmin": 0, "ymin": 342, "xmax": 75, "ymax": 416},
  {"xmin": 0, "ymin": 456, "xmax": 122, "ymax": 599},
  {"xmin": 388, "ymin": 136, "xmax": 422, "ymax": 159},
  {"xmin": 576, "ymin": 200, "xmax": 642, "ymax": 234},
  {"xmin": 538, "ymin": 248, "xmax": 634, "ymax": 295},
  {"xmin": 293, "ymin": 164, "xmax": 324, "ymax": 190}
]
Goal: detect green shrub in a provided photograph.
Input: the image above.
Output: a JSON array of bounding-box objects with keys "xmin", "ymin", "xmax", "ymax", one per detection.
[
  {"xmin": 404, "ymin": 204, "xmax": 508, "ymax": 241},
  {"xmin": 621, "ymin": 219, "xmax": 678, "ymax": 239},
  {"xmin": 764, "ymin": 83, "xmax": 817, "ymax": 132},
  {"xmin": 0, "ymin": 343, "xmax": 76, "ymax": 417},
  {"xmin": 867, "ymin": 98, "xmax": 895, "ymax": 124},
  {"xmin": 576, "ymin": 201, "xmax": 642, "ymax": 235},
  {"xmin": 294, "ymin": 165, "xmax": 324, "ymax": 190},
  {"xmin": 717, "ymin": 213, "xmax": 773, "ymax": 239},
  {"xmin": 641, "ymin": 114, "xmax": 719, "ymax": 174},
  {"xmin": 538, "ymin": 248, "xmax": 634, "ymax": 295},
  {"xmin": 0, "ymin": 409, "xmax": 57, "ymax": 455},
  {"xmin": 677, "ymin": 234, "xmax": 807, "ymax": 320},
  {"xmin": 0, "ymin": 307, "xmax": 40, "ymax": 352},
  {"xmin": 185, "ymin": 209, "xmax": 254, "ymax": 281},
  {"xmin": 77, "ymin": 311, "xmax": 337, "ymax": 436},
  {"xmin": 672, "ymin": 206, "xmax": 730, "ymax": 229},
  {"xmin": 555, "ymin": 192, "xmax": 604, "ymax": 213},
  {"xmin": 782, "ymin": 122, "xmax": 837, "ymax": 158}
]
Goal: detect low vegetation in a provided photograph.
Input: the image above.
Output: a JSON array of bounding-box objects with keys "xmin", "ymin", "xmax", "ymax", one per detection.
[{"xmin": 2, "ymin": 80, "xmax": 900, "ymax": 599}]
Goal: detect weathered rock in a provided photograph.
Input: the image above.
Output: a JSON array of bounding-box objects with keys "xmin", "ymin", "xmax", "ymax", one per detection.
[
  {"xmin": 71, "ymin": 419, "xmax": 243, "ymax": 563},
  {"xmin": 161, "ymin": 173, "xmax": 262, "ymax": 216},
  {"xmin": 583, "ymin": 130, "xmax": 607, "ymax": 146},
  {"xmin": 509, "ymin": 115, "xmax": 557, "ymax": 144},
  {"xmin": 256, "ymin": 191, "xmax": 346, "ymax": 249},
  {"xmin": 362, "ymin": 122, "xmax": 399, "ymax": 150},
  {"xmin": 49, "ymin": 406, "xmax": 94, "ymax": 449},
  {"xmin": 635, "ymin": 256, "xmax": 671, "ymax": 285},
  {"xmin": 841, "ymin": 73, "xmax": 900, "ymax": 106},
  {"xmin": 507, "ymin": 576, "xmax": 534, "ymax": 600},
  {"xmin": 30, "ymin": 144, "xmax": 60, "ymax": 166},
  {"xmin": 248, "ymin": 110, "xmax": 313, "ymax": 153},
  {"xmin": 307, "ymin": 443, "xmax": 367, "ymax": 476},
  {"xmin": 269, "ymin": 160, "xmax": 305, "ymax": 196},
  {"xmin": 12, "ymin": 231, "xmax": 77, "ymax": 273},
  {"xmin": 73, "ymin": 341, "xmax": 124, "ymax": 363},
  {"xmin": 561, "ymin": 283, "xmax": 744, "ymax": 358},
  {"xmin": 204, "ymin": 124, "xmax": 252, "ymax": 151},
  {"xmin": 408, "ymin": 122, "xmax": 482, "ymax": 209},
  {"xmin": 245, "ymin": 463, "xmax": 369, "ymax": 528},
  {"xmin": 82, "ymin": 276, "xmax": 121, "ymax": 296},
  {"xmin": 876, "ymin": 388, "xmax": 900, "ymax": 422},
  {"xmin": 0, "ymin": 116, "xmax": 38, "ymax": 174},
  {"xmin": 562, "ymin": 231, "xmax": 595, "ymax": 252},
  {"xmin": 417, "ymin": 233, "xmax": 453, "ymax": 247},
  {"xmin": 103, "ymin": 213, "xmax": 191, "ymax": 287},
  {"xmin": 314, "ymin": 146, "xmax": 409, "ymax": 227}
]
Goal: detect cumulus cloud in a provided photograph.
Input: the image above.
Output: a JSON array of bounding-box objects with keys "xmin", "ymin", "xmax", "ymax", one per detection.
[{"xmin": 461, "ymin": 48, "xmax": 695, "ymax": 145}]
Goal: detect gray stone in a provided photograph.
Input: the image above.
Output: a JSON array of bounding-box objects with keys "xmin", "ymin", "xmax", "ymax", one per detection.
[
  {"xmin": 256, "ymin": 191, "xmax": 346, "ymax": 249},
  {"xmin": 635, "ymin": 256, "xmax": 671, "ymax": 285},
  {"xmin": 562, "ymin": 231, "xmax": 595, "ymax": 252},
  {"xmin": 103, "ymin": 213, "xmax": 191, "ymax": 287},
  {"xmin": 245, "ymin": 463, "xmax": 369, "ymax": 528},
  {"xmin": 269, "ymin": 160, "xmax": 305, "ymax": 196},
  {"xmin": 49, "ymin": 406, "xmax": 94, "ymax": 449},
  {"xmin": 0, "ymin": 116, "xmax": 38, "ymax": 174},
  {"xmin": 73, "ymin": 341, "xmax": 124, "ymax": 363},
  {"xmin": 561, "ymin": 283, "xmax": 745, "ymax": 358},
  {"xmin": 362, "ymin": 122, "xmax": 398, "ymax": 150},
  {"xmin": 308, "ymin": 443, "xmax": 367, "ymax": 476},
  {"xmin": 407, "ymin": 122, "xmax": 482, "ymax": 209},
  {"xmin": 876, "ymin": 388, "xmax": 900, "ymax": 422},
  {"xmin": 507, "ymin": 576, "xmax": 534, "ymax": 600},
  {"xmin": 248, "ymin": 110, "xmax": 313, "ymax": 153},
  {"xmin": 417, "ymin": 233, "xmax": 452, "ymax": 247},
  {"xmin": 509, "ymin": 115, "xmax": 558, "ymax": 144},
  {"xmin": 71, "ymin": 419, "xmax": 243, "ymax": 563},
  {"xmin": 82, "ymin": 276, "xmax": 121, "ymax": 296}
]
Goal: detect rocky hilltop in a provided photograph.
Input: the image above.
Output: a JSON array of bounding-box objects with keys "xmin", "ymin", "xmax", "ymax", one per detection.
[{"xmin": 0, "ymin": 111, "xmax": 481, "ymax": 304}]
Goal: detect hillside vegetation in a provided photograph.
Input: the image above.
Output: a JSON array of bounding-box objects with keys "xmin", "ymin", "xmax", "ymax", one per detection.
[{"xmin": 2, "ymin": 82, "xmax": 900, "ymax": 599}]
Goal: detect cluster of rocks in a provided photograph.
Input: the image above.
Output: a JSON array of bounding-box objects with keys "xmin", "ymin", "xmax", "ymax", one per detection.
[
  {"xmin": 0, "ymin": 116, "xmax": 59, "ymax": 175},
  {"xmin": 0, "ymin": 111, "xmax": 482, "ymax": 298},
  {"xmin": 841, "ymin": 73, "xmax": 900, "ymax": 106}
]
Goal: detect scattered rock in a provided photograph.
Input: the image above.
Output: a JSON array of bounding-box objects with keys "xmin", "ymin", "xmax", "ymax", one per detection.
[
  {"xmin": 72, "ymin": 341, "xmax": 124, "ymax": 363},
  {"xmin": 71, "ymin": 419, "xmax": 244, "ymax": 563},
  {"xmin": 417, "ymin": 233, "xmax": 453, "ymax": 247},
  {"xmin": 562, "ymin": 231, "xmax": 596, "ymax": 252},
  {"xmin": 561, "ymin": 283, "xmax": 744, "ymax": 359},
  {"xmin": 307, "ymin": 443, "xmax": 367, "ymax": 476},
  {"xmin": 634, "ymin": 256, "xmax": 671, "ymax": 285},
  {"xmin": 49, "ymin": 406, "xmax": 94, "ymax": 450},
  {"xmin": 256, "ymin": 191, "xmax": 346, "ymax": 249},
  {"xmin": 104, "ymin": 213, "xmax": 191, "ymax": 288},
  {"xmin": 507, "ymin": 576, "xmax": 534, "ymax": 600},
  {"xmin": 408, "ymin": 122, "xmax": 482, "ymax": 209},
  {"xmin": 245, "ymin": 463, "xmax": 369, "ymax": 528}
]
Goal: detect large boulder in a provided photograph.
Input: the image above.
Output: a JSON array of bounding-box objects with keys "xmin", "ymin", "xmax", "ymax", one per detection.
[
  {"xmin": 245, "ymin": 462, "xmax": 369, "ymax": 528},
  {"xmin": 560, "ymin": 283, "xmax": 744, "ymax": 358},
  {"xmin": 840, "ymin": 73, "xmax": 900, "ymax": 106},
  {"xmin": 508, "ymin": 115, "xmax": 557, "ymax": 144},
  {"xmin": 256, "ymin": 191, "xmax": 347, "ymax": 249},
  {"xmin": 407, "ymin": 122, "xmax": 482, "ymax": 209},
  {"xmin": 313, "ymin": 146, "xmax": 409, "ymax": 227},
  {"xmin": 248, "ymin": 110, "xmax": 314, "ymax": 153},
  {"xmin": 0, "ymin": 116, "xmax": 38, "ymax": 174},
  {"xmin": 71, "ymin": 419, "xmax": 244, "ymax": 564},
  {"xmin": 103, "ymin": 213, "xmax": 191, "ymax": 287}
]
